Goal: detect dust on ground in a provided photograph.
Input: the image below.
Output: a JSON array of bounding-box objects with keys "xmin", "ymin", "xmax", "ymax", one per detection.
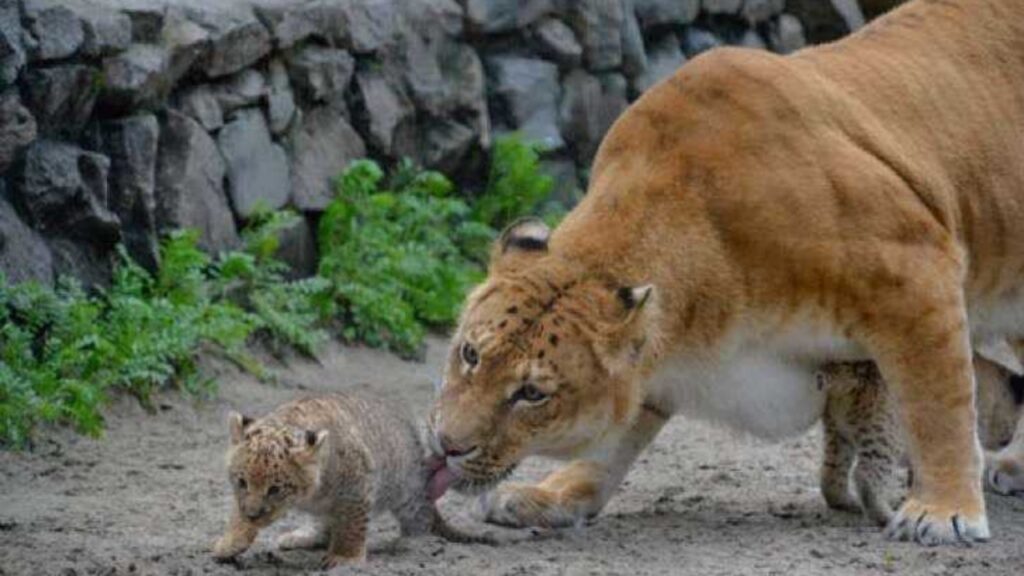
[{"xmin": 2, "ymin": 337, "xmax": 1022, "ymax": 576}]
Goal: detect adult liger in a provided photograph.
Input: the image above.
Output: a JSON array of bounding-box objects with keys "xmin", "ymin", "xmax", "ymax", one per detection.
[{"xmin": 428, "ymin": 0, "xmax": 1024, "ymax": 545}]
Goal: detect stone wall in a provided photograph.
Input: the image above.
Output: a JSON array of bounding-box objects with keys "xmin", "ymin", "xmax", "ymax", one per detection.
[{"xmin": 0, "ymin": 0, "xmax": 868, "ymax": 286}]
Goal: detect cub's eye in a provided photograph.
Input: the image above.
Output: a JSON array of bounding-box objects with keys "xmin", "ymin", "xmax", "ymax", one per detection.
[
  {"xmin": 460, "ymin": 342, "xmax": 479, "ymax": 367},
  {"xmin": 511, "ymin": 384, "xmax": 548, "ymax": 405},
  {"xmin": 267, "ymin": 485, "xmax": 281, "ymax": 497},
  {"xmin": 236, "ymin": 477, "xmax": 247, "ymax": 490}
]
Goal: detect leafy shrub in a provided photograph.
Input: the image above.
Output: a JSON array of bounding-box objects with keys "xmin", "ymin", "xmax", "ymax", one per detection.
[
  {"xmin": 0, "ymin": 215, "xmax": 327, "ymax": 447},
  {"xmin": 217, "ymin": 209, "xmax": 331, "ymax": 356},
  {"xmin": 318, "ymin": 135, "xmax": 562, "ymax": 356},
  {"xmin": 318, "ymin": 160, "xmax": 485, "ymax": 356},
  {"xmin": 473, "ymin": 134, "xmax": 555, "ymax": 229}
]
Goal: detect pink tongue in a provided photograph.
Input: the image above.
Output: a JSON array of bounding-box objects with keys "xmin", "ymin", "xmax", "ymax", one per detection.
[{"xmin": 427, "ymin": 465, "xmax": 457, "ymax": 501}]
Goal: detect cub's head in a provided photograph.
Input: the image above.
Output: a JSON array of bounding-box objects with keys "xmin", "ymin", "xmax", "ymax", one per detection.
[
  {"xmin": 224, "ymin": 412, "xmax": 327, "ymax": 526},
  {"xmin": 427, "ymin": 219, "xmax": 657, "ymax": 494}
]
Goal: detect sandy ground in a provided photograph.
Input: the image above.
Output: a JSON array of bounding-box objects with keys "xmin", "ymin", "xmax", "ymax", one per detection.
[{"xmin": 2, "ymin": 337, "xmax": 1023, "ymax": 576}]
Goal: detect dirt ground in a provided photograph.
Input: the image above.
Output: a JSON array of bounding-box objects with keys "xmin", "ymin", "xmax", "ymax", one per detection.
[{"xmin": 2, "ymin": 337, "xmax": 1023, "ymax": 576}]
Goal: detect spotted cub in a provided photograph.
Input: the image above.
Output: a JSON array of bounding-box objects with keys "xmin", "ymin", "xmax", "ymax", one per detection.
[
  {"xmin": 212, "ymin": 392, "xmax": 487, "ymax": 571},
  {"xmin": 818, "ymin": 353, "xmax": 1024, "ymax": 526}
]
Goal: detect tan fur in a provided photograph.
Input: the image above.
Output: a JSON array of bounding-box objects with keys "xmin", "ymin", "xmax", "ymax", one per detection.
[
  {"xmin": 430, "ymin": 0, "xmax": 1024, "ymax": 545},
  {"xmin": 212, "ymin": 392, "xmax": 488, "ymax": 571},
  {"xmin": 818, "ymin": 356, "xmax": 1023, "ymax": 526}
]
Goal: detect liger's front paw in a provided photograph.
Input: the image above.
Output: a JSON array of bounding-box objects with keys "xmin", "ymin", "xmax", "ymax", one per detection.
[
  {"xmin": 883, "ymin": 496, "xmax": 990, "ymax": 546},
  {"xmin": 986, "ymin": 454, "xmax": 1024, "ymax": 497},
  {"xmin": 481, "ymin": 483, "xmax": 583, "ymax": 529}
]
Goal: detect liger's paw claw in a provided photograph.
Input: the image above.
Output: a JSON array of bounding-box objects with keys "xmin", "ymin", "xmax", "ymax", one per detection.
[{"xmin": 883, "ymin": 497, "xmax": 989, "ymax": 546}]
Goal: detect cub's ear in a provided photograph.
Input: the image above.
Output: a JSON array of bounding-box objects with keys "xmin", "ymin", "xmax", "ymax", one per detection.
[
  {"xmin": 292, "ymin": 429, "xmax": 328, "ymax": 460},
  {"xmin": 491, "ymin": 218, "xmax": 551, "ymax": 273},
  {"xmin": 228, "ymin": 411, "xmax": 253, "ymax": 445}
]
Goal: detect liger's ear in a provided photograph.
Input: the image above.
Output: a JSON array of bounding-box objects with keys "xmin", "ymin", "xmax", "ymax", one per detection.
[
  {"xmin": 617, "ymin": 285, "xmax": 653, "ymax": 314},
  {"xmin": 597, "ymin": 284, "xmax": 657, "ymax": 375},
  {"xmin": 228, "ymin": 411, "xmax": 253, "ymax": 445},
  {"xmin": 491, "ymin": 218, "xmax": 550, "ymax": 271}
]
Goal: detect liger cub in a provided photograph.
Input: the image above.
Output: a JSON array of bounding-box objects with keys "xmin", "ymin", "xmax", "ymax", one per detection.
[
  {"xmin": 212, "ymin": 392, "xmax": 488, "ymax": 571},
  {"xmin": 819, "ymin": 350, "xmax": 1024, "ymax": 526}
]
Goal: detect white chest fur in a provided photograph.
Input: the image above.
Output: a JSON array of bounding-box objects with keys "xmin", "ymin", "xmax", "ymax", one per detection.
[{"xmin": 647, "ymin": 323, "xmax": 865, "ymax": 440}]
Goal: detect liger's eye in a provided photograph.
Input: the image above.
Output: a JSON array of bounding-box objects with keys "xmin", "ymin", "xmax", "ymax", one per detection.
[
  {"xmin": 267, "ymin": 485, "xmax": 281, "ymax": 497},
  {"xmin": 511, "ymin": 384, "xmax": 548, "ymax": 405},
  {"xmin": 461, "ymin": 342, "xmax": 479, "ymax": 367},
  {"xmin": 237, "ymin": 477, "xmax": 247, "ymax": 490}
]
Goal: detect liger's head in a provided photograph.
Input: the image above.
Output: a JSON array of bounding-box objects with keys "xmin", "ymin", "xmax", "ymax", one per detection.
[{"xmin": 426, "ymin": 219, "xmax": 657, "ymax": 497}]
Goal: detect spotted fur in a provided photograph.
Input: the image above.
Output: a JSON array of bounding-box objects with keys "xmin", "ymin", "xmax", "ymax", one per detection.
[
  {"xmin": 212, "ymin": 392, "xmax": 488, "ymax": 571},
  {"xmin": 819, "ymin": 354, "xmax": 1024, "ymax": 526}
]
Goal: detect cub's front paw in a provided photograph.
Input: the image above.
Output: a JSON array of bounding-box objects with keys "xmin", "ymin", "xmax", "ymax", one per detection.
[
  {"xmin": 481, "ymin": 483, "xmax": 582, "ymax": 529},
  {"xmin": 321, "ymin": 551, "xmax": 366, "ymax": 574},
  {"xmin": 276, "ymin": 526, "xmax": 327, "ymax": 550},
  {"xmin": 986, "ymin": 454, "xmax": 1024, "ymax": 497},
  {"xmin": 212, "ymin": 535, "xmax": 250, "ymax": 562},
  {"xmin": 883, "ymin": 497, "xmax": 989, "ymax": 546}
]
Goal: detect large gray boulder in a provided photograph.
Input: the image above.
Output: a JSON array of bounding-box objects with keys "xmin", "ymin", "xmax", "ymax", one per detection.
[
  {"xmin": 769, "ymin": 14, "xmax": 807, "ymax": 54},
  {"xmin": 15, "ymin": 140, "xmax": 120, "ymax": 243},
  {"xmin": 633, "ymin": 0, "xmax": 699, "ymax": 29},
  {"xmin": 620, "ymin": 0, "xmax": 647, "ymax": 79},
  {"xmin": 101, "ymin": 44, "xmax": 170, "ymax": 110},
  {"xmin": 172, "ymin": 83, "xmax": 223, "ymax": 131},
  {"xmin": 266, "ymin": 58, "xmax": 296, "ymax": 135},
  {"xmin": 682, "ymin": 26, "xmax": 721, "ymax": 57},
  {"xmin": 286, "ymin": 45, "xmax": 354, "ymax": 105},
  {"xmin": 99, "ymin": 11, "xmax": 209, "ymax": 112},
  {"xmin": 559, "ymin": 70, "xmax": 628, "ymax": 165},
  {"xmin": 155, "ymin": 110, "xmax": 239, "ymax": 252},
  {"xmin": 741, "ymin": 0, "xmax": 785, "ymax": 25},
  {"xmin": 255, "ymin": 0, "xmax": 348, "ymax": 50},
  {"xmin": 486, "ymin": 56, "xmax": 562, "ymax": 151},
  {"xmin": 85, "ymin": 114, "xmax": 160, "ymax": 270},
  {"xmin": 0, "ymin": 194, "xmax": 52, "ymax": 285},
  {"xmin": 74, "ymin": 0, "xmax": 132, "ymax": 57},
  {"xmin": 631, "ymin": 33, "xmax": 684, "ymax": 95},
  {"xmin": 218, "ymin": 110, "xmax": 291, "ymax": 219},
  {"xmin": 1, "ymin": 0, "xmax": 26, "ymax": 85},
  {"xmin": 463, "ymin": 0, "xmax": 552, "ymax": 34},
  {"xmin": 566, "ymin": 0, "xmax": 624, "ymax": 72},
  {"xmin": 288, "ymin": 106, "xmax": 366, "ymax": 211},
  {"xmin": 23, "ymin": 0, "xmax": 84, "ymax": 61},
  {"xmin": 785, "ymin": 0, "xmax": 865, "ymax": 44},
  {"xmin": 351, "ymin": 68, "xmax": 416, "ymax": 158},
  {"xmin": 421, "ymin": 119, "xmax": 476, "ymax": 174},
  {"xmin": 531, "ymin": 18, "xmax": 582, "ymax": 68},
  {"xmin": 186, "ymin": 4, "xmax": 272, "ymax": 78},
  {"xmin": 211, "ymin": 68, "xmax": 267, "ymax": 117},
  {"xmin": 702, "ymin": 0, "xmax": 743, "ymax": 14},
  {"xmin": 22, "ymin": 64, "xmax": 99, "ymax": 137},
  {"xmin": 340, "ymin": 0, "xmax": 402, "ymax": 54},
  {"xmin": 0, "ymin": 90, "xmax": 36, "ymax": 173}
]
